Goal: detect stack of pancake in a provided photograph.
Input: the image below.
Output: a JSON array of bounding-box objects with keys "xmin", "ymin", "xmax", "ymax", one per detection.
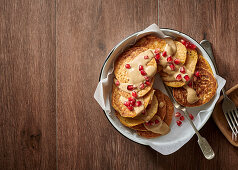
[{"xmin": 111, "ymin": 35, "xmax": 217, "ymax": 138}]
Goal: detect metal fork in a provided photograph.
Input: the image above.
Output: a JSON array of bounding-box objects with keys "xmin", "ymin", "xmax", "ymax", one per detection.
[
  {"xmin": 200, "ymin": 39, "xmax": 238, "ymax": 141},
  {"xmin": 164, "ymin": 85, "xmax": 215, "ymax": 160}
]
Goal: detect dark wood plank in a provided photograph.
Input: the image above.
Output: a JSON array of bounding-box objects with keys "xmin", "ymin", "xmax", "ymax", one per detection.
[
  {"xmin": 56, "ymin": 0, "xmax": 159, "ymax": 169},
  {"xmin": 0, "ymin": 1, "xmax": 56, "ymax": 169},
  {"xmin": 159, "ymin": 0, "xmax": 238, "ymax": 169}
]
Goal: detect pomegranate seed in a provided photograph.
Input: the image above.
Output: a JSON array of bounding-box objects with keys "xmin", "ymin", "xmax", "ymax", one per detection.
[
  {"xmin": 139, "ymin": 83, "xmax": 145, "ymax": 89},
  {"xmin": 188, "ymin": 81, "xmax": 192, "ymax": 87},
  {"xmin": 174, "ymin": 58, "xmax": 180, "ymax": 65},
  {"xmin": 144, "ymin": 55, "xmax": 149, "ymax": 59},
  {"xmin": 181, "ymin": 39, "xmax": 186, "ymax": 45},
  {"xmin": 155, "ymin": 119, "xmax": 159, "ymax": 124},
  {"xmin": 185, "ymin": 42, "xmax": 190, "ymax": 48},
  {"xmin": 128, "ymin": 97, "xmax": 134, "ymax": 101},
  {"xmin": 176, "ymin": 120, "xmax": 182, "ymax": 126},
  {"xmin": 135, "ymin": 101, "xmax": 142, "ymax": 107},
  {"xmin": 127, "ymin": 106, "xmax": 133, "ymax": 111},
  {"xmin": 162, "ymin": 51, "xmax": 167, "ymax": 57},
  {"xmin": 124, "ymin": 101, "xmax": 130, "ymax": 107},
  {"xmin": 140, "ymin": 70, "xmax": 147, "ymax": 76},
  {"xmin": 180, "ymin": 67, "xmax": 186, "ymax": 74},
  {"xmin": 145, "ymin": 81, "xmax": 151, "ymax": 86},
  {"xmin": 190, "ymin": 44, "xmax": 196, "ymax": 49},
  {"xmin": 184, "ymin": 75, "xmax": 190, "ymax": 81},
  {"xmin": 193, "ymin": 76, "xmax": 197, "ymax": 82},
  {"xmin": 180, "ymin": 116, "xmax": 185, "ymax": 121},
  {"xmin": 139, "ymin": 65, "xmax": 144, "ymax": 71},
  {"xmin": 175, "ymin": 112, "xmax": 181, "ymax": 117},
  {"xmin": 155, "ymin": 53, "xmax": 160, "ymax": 60},
  {"xmin": 132, "ymin": 91, "xmax": 137, "ymax": 98},
  {"xmin": 142, "ymin": 111, "xmax": 145, "ymax": 115},
  {"xmin": 189, "ymin": 114, "xmax": 194, "ymax": 120},
  {"xmin": 125, "ymin": 64, "xmax": 131, "ymax": 69},
  {"xmin": 176, "ymin": 74, "xmax": 182, "ymax": 81},
  {"xmin": 149, "ymin": 121, "xmax": 154, "ymax": 126},
  {"xmin": 144, "ymin": 76, "xmax": 149, "ymax": 81},
  {"xmin": 127, "ymin": 85, "xmax": 134, "ymax": 91},
  {"xmin": 154, "ymin": 49, "xmax": 160, "ymax": 54},
  {"xmin": 130, "ymin": 100, "xmax": 136, "ymax": 106},
  {"xmin": 167, "ymin": 56, "xmax": 173, "ymax": 63},
  {"xmin": 115, "ymin": 80, "xmax": 120, "ymax": 86},
  {"xmin": 169, "ymin": 64, "xmax": 175, "ymax": 71},
  {"xmin": 195, "ymin": 71, "xmax": 200, "ymax": 77},
  {"xmin": 145, "ymin": 122, "xmax": 150, "ymax": 126}
]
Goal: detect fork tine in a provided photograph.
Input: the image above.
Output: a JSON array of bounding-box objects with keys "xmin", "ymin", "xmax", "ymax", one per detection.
[
  {"xmin": 227, "ymin": 111, "xmax": 238, "ymax": 133},
  {"xmin": 231, "ymin": 110, "xmax": 238, "ymax": 127},
  {"xmin": 224, "ymin": 112, "xmax": 236, "ymax": 135}
]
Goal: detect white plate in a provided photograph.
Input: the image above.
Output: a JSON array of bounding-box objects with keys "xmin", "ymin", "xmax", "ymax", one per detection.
[{"xmin": 98, "ymin": 28, "xmax": 225, "ymax": 154}]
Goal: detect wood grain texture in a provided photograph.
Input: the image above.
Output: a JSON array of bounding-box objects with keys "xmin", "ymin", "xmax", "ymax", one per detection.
[
  {"xmin": 159, "ymin": 0, "xmax": 238, "ymax": 169},
  {"xmin": 56, "ymin": 0, "xmax": 158, "ymax": 169},
  {"xmin": 0, "ymin": 0, "xmax": 56, "ymax": 169}
]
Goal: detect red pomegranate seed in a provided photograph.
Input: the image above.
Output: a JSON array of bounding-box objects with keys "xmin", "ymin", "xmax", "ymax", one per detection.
[
  {"xmin": 124, "ymin": 101, "xmax": 130, "ymax": 107},
  {"xmin": 169, "ymin": 64, "xmax": 175, "ymax": 71},
  {"xmin": 195, "ymin": 71, "xmax": 200, "ymax": 77},
  {"xmin": 139, "ymin": 83, "xmax": 145, "ymax": 89},
  {"xmin": 185, "ymin": 42, "xmax": 190, "ymax": 48},
  {"xmin": 155, "ymin": 119, "xmax": 159, "ymax": 124},
  {"xmin": 176, "ymin": 120, "xmax": 182, "ymax": 126},
  {"xmin": 189, "ymin": 114, "xmax": 194, "ymax": 120},
  {"xmin": 175, "ymin": 112, "xmax": 181, "ymax": 117},
  {"xmin": 180, "ymin": 116, "xmax": 185, "ymax": 121},
  {"xmin": 176, "ymin": 74, "xmax": 182, "ymax": 81},
  {"xmin": 180, "ymin": 67, "xmax": 186, "ymax": 74},
  {"xmin": 128, "ymin": 97, "xmax": 134, "ymax": 101},
  {"xmin": 144, "ymin": 55, "xmax": 149, "ymax": 59},
  {"xmin": 127, "ymin": 106, "xmax": 134, "ymax": 111},
  {"xmin": 154, "ymin": 49, "xmax": 160, "ymax": 54},
  {"xmin": 115, "ymin": 80, "xmax": 120, "ymax": 86},
  {"xmin": 184, "ymin": 75, "xmax": 190, "ymax": 81},
  {"xmin": 145, "ymin": 122, "xmax": 150, "ymax": 126},
  {"xmin": 162, "ymin": 51, "xmax": 167, "ymax": 57},
  {"xmin": 125, "ymin": 64, "xmax": 131, "ymax": 69},
  {"xmin": 167, "ymin": 56, "xmax": 173, "ymax": 63},
  {"xmin": 142, "ymin": 111, "xmax": 145, "ymax": 115},
  {"xmin": 188, "ymin": 81, "xmax": 192, "ymax": 87},
  {"xmin": 155, "ymin": 53, "xmax": 160, "ymax": 60},
  {"xmin": 181, "ymin": 39, "xmax": 186, "ymax": 45},
  {"xmin": 135, "ymin": 101, "xmax": 142, "ymax": 107},
  {"xmin": 139, "ymin": 65, "xmax": 144, "ymax": 71},
  {"xmin": 140, "ymin": 70, "xmax": 147, "ymax": 76},
  {"xmin": 144, "ymin": 76, "xmax": 149, "ymax": 81},
  {"xmin": 174, "ymin": 58, "xmax": 180, "ymax": 65},
  {"xmin": 190, "ymin": 44, "xmax": 196, "ymax": 49},
  {"xmin": 149, "ymin": 121, "xmax": 154, "ymax": 126},
  {"xmin": 127, "ymin": 85, "xmax": 134, "ymax": 91},
  {"xmin": 145, "ymin": 81, "xmax": 151, "ymax": 86},
  {"xmin": 132, "ymin": 91, "xmax": 137, "ymax": 98},
  {"xmin": 130, "ymin": 100, "xmax": 136, "ymax": 106}
]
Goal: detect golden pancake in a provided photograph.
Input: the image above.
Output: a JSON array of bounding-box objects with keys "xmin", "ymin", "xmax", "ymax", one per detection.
[
  {"xmin": 162, "ymin": 48, "xmax": 198, "ymax": 87},
  {"xmin": 130, "ymin": 89, "xmax": 167, "ymax": 131},
  {"xmin": 196, "ymin": 54, "xmax": 213, "ymax": 74},
  {"xmin": 114, "ymin": 47, "xmax": 156, "ymax": 97},
  {"xmin": 137, "ymin": 92, "xmax": 174, "ymax": 138},
  {"xmin": 115, "ymin": 94, "xmax": 158, "ymax": 127},
  {"xmin": 173, "ymin": 68, "xmax": 217, "ymax": 107},
  {"xmin": 135, "ymin": 35, "xmax": 187, "ymax": 73},
  {"xmin": 112, "ymin": 84, "xmax": 154, "ymax": 117}
]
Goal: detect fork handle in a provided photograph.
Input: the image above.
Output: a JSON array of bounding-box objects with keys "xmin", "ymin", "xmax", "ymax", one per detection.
[
  {"xmin": 181, "ymin": 108, "xmax": 215, "ymax": 159},
  {"xmin": 200, "ymin": 39, "xmax": 226, "ymax": 96}
]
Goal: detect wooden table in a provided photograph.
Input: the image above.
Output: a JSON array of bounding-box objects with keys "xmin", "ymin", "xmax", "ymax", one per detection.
[{"xmin": 1, "ymin": 0, "xmax": 238, "ymax": 169}]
